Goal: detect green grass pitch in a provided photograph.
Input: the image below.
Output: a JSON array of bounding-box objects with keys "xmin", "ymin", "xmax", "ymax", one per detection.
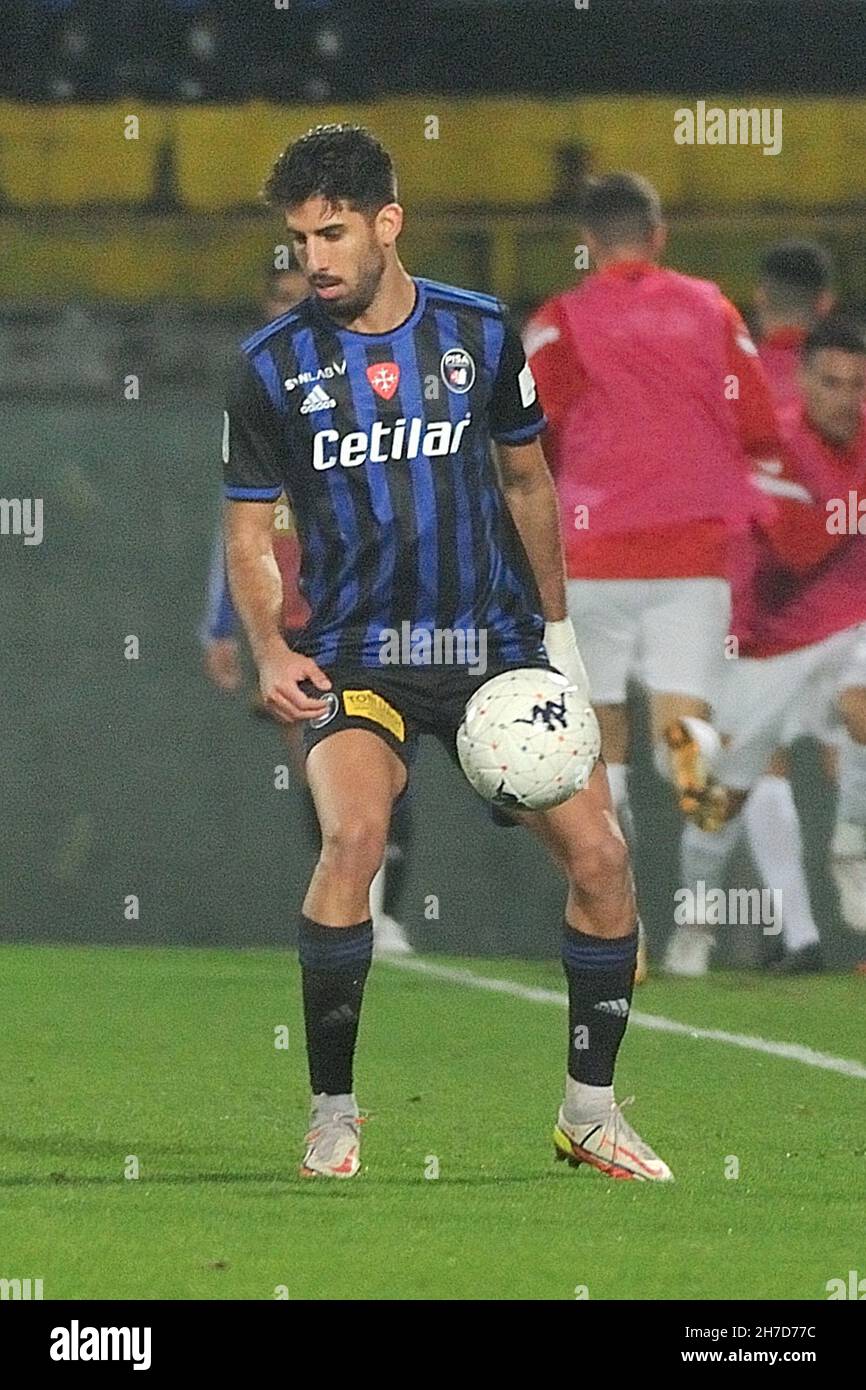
[{"xmin": 1, "ymin": 943, "xmax": 864, "ymax": 1301}]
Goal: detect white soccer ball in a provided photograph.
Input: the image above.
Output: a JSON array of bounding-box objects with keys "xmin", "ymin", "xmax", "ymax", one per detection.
[{"xmin": 456, "ymin": 667, "xmax": 601, "ymax": 812}]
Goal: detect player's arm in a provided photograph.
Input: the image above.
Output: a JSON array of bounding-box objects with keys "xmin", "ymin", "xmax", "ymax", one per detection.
[
  {"xmin": 201, "ymin": 521, "xmax": 243, "ymax": 691},
  {"xmin": 722, "ymin": 298, "xmax": 781, "ymax": 469},
  {"xmin": 752, "ymin": 449, "xmax": 850, "ymax": 574},
  {"xmin": 497, "ymin": 436, "xmax": 567, "ymax": 621},
  {"xmin": 222, "ymin": 354, "xmax": 331, "ymax": 721},
  {"xmin": 491, "ymin": 309, "xmax": 590, "ymax": 697},
  {"xmin": 719, "ymin": 300, "xmax": 845, "ymax": 572}
]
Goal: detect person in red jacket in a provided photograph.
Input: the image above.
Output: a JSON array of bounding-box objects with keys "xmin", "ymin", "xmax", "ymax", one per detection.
[
  {"xmin": 673, "ymin": 241, "xmax": 837, "ymax": 977},
  {"xmin": 525, "ymin": 173, "xmax": 779, "ymax": 860},
  {"xmin": 678, "ymin": 318, "xmax": 866, "ymax": 973}
]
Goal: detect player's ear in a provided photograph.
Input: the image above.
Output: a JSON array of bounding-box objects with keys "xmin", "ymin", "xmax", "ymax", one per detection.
[
  {"xmin": 375, "ymin": 202, "xmax": 404, "ymax": 247},
  {"xmin": 817, "ymin": 290, "xmax": 836, "ymax": 318},
  {"xmin": 650, "ymin": 223, "xmax": 667, "ymax": 258}
]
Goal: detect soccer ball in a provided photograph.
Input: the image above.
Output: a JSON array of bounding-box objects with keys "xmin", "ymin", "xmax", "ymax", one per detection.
[{"xmin": 456, "ymin": 667, "xmax": 601, "ymax": 812}]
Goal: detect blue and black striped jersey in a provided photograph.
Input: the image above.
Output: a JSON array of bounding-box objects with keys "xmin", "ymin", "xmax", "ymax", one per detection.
[{"xmin": 222, "ymin": 276, "xmax": 548, "ymax": 669}]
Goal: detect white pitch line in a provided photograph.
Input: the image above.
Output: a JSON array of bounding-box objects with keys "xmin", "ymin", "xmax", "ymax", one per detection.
[{"xmin": 385, "ymin": 956, "xmax": 866, "ymax": 1081}]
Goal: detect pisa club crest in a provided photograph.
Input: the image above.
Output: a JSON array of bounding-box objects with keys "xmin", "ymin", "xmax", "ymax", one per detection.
[
  {"xmin": 440, "ymin": 348, "xmax": 476, "ymax": 394},
  {"xmin": 367, "ymin": 361, "xmax": 400, "ymax": 400}
]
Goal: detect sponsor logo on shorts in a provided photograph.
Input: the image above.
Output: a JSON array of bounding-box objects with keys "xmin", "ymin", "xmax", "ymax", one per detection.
[
  {"xmin": 343, "ymin": 689, "xmax": 405, "ymax": 742},
  {"xmin": 308, "ymin": 692, "xmax": 339, "ymax": 729}
]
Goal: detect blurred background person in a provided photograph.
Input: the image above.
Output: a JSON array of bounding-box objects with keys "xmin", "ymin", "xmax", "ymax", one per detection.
[
  {"xmin": 678, "ymin": 318, "xmax": 866, "ymax": 974},
  {"xmin": 525, "ymin": 173, "xmax": 780, "ymax": 976}
]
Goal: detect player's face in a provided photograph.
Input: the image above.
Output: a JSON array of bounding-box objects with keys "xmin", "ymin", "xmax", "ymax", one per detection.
[
  {"xmin": 285, "ymin": 197, "xmax": 388, "ymax": 324},
  {"xmin": 263, "ymin": 270, "xmax": 308, "ymax": 322},
  {"xmin": 801, "ymin": 348, "xmax": 866, "ymax": 446}
]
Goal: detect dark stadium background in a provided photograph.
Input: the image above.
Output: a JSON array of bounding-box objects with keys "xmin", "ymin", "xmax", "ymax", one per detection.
[{"xmin": 2, "ymin": 0, "xmax": 858, "ymax": 959}]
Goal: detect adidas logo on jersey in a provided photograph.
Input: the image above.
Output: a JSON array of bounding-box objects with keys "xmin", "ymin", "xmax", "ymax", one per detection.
[
  {"xmin": 312, "ymin": 415, "xmax": 471, "ymax": 470},
  {"xmin": 593, "ymin": 998, "xmax": 630, "ymax": 1017},
  {"xmin": 300, "ymin": 384, "xmax": 337, "ymax": 415}
]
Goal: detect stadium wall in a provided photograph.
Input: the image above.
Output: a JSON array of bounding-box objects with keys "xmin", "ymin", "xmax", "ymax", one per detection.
[{"xmin": 3, "ymin": 97, "xmax": 866, "ymax": 212}]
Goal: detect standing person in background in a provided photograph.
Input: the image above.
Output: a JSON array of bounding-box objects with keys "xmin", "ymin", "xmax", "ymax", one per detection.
[
  {"xmin": 670, "ymin": 241, "xmax": 837, "ymax": 976},
  {"xmin": 202, "ymin": 254, "xmax": 415, "ymax": 958},
  {"xmin": 678, "ymin": 319, "xmax": 866, "ymax": 973},
  {"xmin": 525, "ymin": 173, "xmax": 780, "ymax": 976}
]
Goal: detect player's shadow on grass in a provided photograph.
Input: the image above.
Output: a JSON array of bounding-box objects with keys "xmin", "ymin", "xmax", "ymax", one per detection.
[
  {"xmin": 0, "ymin": 1170, "xmax": 565, "ymax": 1189},
  {"xmin": 0, "ymin": 1131, "xmax": 206, "ymax": 1162}
]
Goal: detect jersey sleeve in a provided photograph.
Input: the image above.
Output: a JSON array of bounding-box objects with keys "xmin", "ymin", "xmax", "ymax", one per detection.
[
  {"xmin": 721, "ymin": 298, "xmax": 781, "ymax": 462},
  {"xmin": 752, "ymin": 443, "xmax": 848, "ymax": 574},
  {"xmin": 488, "ymin": 309, "xmax": 548, "ymax": 444},
  {"xmin": 522, "ymin": 297, "xmax": 583, "ymax": 434},
  {"xmin": 222, "ymin": 352, "xmax": 286, "ymax": 501}
]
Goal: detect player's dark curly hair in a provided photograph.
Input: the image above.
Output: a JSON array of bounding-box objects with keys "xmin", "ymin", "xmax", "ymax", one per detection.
[
  {"xmin": 263, "ymin": 124, "xmax": 398, "ymax": 216},
  {"xmin": 802, "ymin": 315, "xmax": 866, "ymax": 361}
]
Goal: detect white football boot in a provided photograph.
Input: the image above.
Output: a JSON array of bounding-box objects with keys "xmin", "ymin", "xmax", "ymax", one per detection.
[
  {"xmin": 299, "ymin": 1095, "xmax": 363, "ymax": 1179},
  {"xmin": 554, "ymin": 1098, "xmax": 673, "ymax": 1182},
  {"xmin": 830, "ymin": 822, "xmax": 866, "ymax": 933},
  {"xmin": 663, "ymin": 924, "xmax": 714, "ymax": 977}
]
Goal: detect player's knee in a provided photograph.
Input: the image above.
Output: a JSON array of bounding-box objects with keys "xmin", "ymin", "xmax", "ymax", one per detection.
[
  {"xmin": 838, "ymin": 689, "xmax": 866, "ymax": 744},
  {"xmin": 318, "ymin": 816, "xmax": 389, "ymax": 883},
  {"xmin": 564, "ymin": 827, "xmax": 631, "ymax": 897}
]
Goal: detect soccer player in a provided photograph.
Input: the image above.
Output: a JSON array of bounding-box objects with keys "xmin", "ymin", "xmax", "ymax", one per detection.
[
  {"xmin": 678, "ymin": 318, "xmax": 866, "ymax": 970},
  {"xmin": 670, "ymin": 241, "xmax": 836, "ymax": 976},
  {"xmin": 524, "ymin": 174, "xmax": 779, "ymax": 865},
  {"xmin": 222, "ymin": 124, "xmax": 672, "ymax": 1182},
  {"xmin": 204, "ymin": 255, "xmax": 414, "ymax": 956}
]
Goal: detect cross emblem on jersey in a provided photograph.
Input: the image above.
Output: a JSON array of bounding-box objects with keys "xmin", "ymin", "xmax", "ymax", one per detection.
[{"xmin": 367, "ymin": 361, "xmax": 400, "ymax": 400}]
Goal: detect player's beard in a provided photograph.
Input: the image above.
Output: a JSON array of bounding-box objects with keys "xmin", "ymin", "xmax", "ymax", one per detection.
[{"xmin": 314, "ymin": 244, "xmax": 387, "ymax": 326}]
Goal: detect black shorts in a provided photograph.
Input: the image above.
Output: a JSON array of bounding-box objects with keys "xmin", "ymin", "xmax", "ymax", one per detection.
[{"xmin": 298, "ymin": 657, "xmax": 556, "ymax": 787}]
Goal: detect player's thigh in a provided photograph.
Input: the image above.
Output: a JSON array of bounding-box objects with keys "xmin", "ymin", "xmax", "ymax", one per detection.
[
  {"xmin": 595, "ymin": 702, "xmax": 630, "ymax": 764},
  {"xmin": 566, "ymin": 579, "xmax": 637, "ymax": 706},
  {"xmin": 836, "ymin": 685, "xmax": 866, "ymax": 743},
  {"xmin": 306, "ymin": 728, "xmax": 407, "ymax": 849},
  {"xmin": 835, "ymin": 625, "xmax": 866, "ymax": 743},
  {"xmin": 640, "ymin": 578, "xmax": 731, "ymax": 709}
]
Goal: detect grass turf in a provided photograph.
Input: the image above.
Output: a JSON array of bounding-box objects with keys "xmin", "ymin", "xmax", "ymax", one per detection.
[{"xmin": 1, "ymin": 943, "xmax": 864, "ymax": 1301}]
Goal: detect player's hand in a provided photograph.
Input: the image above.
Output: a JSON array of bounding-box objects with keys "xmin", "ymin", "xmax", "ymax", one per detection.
[
  {"xmin": 543, "ymin": 618, "xmax": 592, "ymax": 705},
  {"xmin": 204, "ymin": 638, "xmax": 243, "ymax": 692},
  {"xmin": 256, "ymin": 639, "xmax": 332, "ymax": 724}
]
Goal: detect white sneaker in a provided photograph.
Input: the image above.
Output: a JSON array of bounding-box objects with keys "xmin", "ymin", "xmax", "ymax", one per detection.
[
  {"xmin": 830, "ymin": 822, "xmax": 866, "ymax": 933},
  {"xmin": 554, "ymin": 1099, "xmax": 673, "ymax": 1182},
  {"xmin": 663, "ymin": 924, "xmax": 713, "ymax": 977},
  {"xmin": 373, "ymin": 913, "xmax": 414, "ymax": 957},
  {"xmin": 299, "ymin": 1097, "xmax": 364, "ymax": 1179}
]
